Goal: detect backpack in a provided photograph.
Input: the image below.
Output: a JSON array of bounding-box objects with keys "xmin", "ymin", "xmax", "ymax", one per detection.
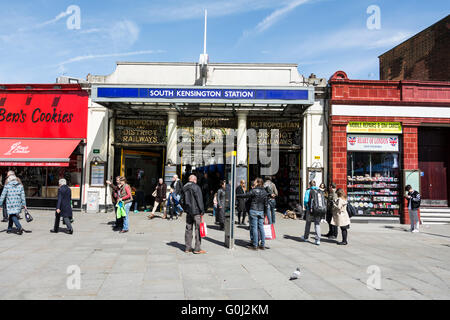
[
  {"xmin": 347, "ymin": 202, "xmax": 357, "ymax": 218},
  {"xmin": 309, "ymin": 189, "xmax": 327, "ymax": 217}
]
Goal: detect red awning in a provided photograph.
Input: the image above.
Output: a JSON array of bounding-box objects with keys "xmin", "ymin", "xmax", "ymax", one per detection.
[{"xmin": 0, "ymin": 139, "xmax": 80, "ymax": 167}]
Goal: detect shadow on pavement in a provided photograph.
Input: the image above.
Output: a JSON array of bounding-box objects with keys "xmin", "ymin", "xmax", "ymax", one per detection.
[
  {"xmin": 203, "ymin": 236, "xmax": 226, "ymax": 248},
  {"xmin": 166, "ymin": 241, "xmax": 186, "ymax": 252}
]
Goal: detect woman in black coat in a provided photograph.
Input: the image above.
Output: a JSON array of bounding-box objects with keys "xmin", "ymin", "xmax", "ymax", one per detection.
[
  {"xmin": 50, "ymin": 178, "xmax": 73, "ymax": 234},
  {"xmin": 236, "ymin": 180, "xmax": 247, "ymax": 225}
]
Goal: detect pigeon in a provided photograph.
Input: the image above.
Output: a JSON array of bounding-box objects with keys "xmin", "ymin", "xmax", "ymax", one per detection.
[{"xmin": 290, "ymin": 267, "xmax": 301, "ymax": 280}]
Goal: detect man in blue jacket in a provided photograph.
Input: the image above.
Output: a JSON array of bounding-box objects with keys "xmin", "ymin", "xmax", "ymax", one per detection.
[{"xmin": 300, "ymin": 180, "xmax": 322, "ymax": 245}]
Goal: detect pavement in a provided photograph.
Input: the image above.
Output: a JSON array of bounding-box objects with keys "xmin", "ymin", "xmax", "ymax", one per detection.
[{"xmin": 0, "ymin": 210, "xmax": 449, "ymax": 300}]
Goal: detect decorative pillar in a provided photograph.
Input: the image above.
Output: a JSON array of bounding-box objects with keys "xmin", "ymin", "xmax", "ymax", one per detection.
[
  {"xmin": 165, "ymin": 111, "xmax": 178, "ymax": 185},
  {"xmin": 236, "ymin": 111, "xmax": 248, "ymax": 185}
]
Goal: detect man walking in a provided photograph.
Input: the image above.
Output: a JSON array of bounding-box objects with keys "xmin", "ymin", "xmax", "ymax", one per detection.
[
  {"xmin": 405, "ymin": 185, "xmax": 421, "ymax": 232},
  {"xmin": 182, "ymin": 175, "xmax": 206, "ymax": 254},
  {"xmin": 300, "ymin": 180, "xmax": 326, "ymax": 245},
  {"xmin": 264, "ymin": 177, "xmax": 278, "ymax": 224},
  {"xmin": 50, "ymin": 179, "xmax": 73, "ymax": 234}
]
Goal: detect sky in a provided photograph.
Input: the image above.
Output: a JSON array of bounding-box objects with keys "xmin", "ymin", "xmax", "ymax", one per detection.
[{"xmin": 0, "ymin": 0, "xmax": 448, "ymax": 83}]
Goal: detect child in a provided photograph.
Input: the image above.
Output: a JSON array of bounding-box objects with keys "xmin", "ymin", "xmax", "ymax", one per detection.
[{"xmin": 167, "ymin": 187, "xmax": 183, "ymax": 220}]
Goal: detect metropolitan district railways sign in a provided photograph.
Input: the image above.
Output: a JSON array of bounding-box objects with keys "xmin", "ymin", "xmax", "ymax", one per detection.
[
  {"xmin": 96, "ymin": 87, "xmax": 310, "ymax": 102},
  {"xmin": 347, "ymin": 134, "xmax": 399, "ymax": 152}
]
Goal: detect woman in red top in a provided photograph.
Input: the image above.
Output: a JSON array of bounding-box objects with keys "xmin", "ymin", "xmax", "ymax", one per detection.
[{"xmin": 107, "ymin": 176, "xmax": 133, "ymax": 233}]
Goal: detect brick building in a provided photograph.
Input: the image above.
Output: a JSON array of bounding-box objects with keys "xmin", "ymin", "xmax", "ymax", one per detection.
[
  {"xmin": 379, "ymin": 14, "xmax": 450, "ymax": 81},
  {"xmin": 328, "ymin": 71, "xmax": 450, "ymax": 224}
]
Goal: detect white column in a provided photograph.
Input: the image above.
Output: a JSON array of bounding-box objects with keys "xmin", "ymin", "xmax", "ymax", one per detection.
[
  {"xmin": 236, "ymin": 111, "xmax": 248, "ymax": 185},
  {"xmin": 167, "ymin": 111, "xmax": 178, "ymax": 165}
]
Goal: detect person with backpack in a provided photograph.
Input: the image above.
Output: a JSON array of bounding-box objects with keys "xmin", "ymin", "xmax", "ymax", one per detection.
[
  {"xmin": 300, "ymin": 180, "xmax": 326, "ymax": 245},
  {"xmin": 405, "ymin": 185, "xmax": 421, "ymax": 233},
  {"xmin": 264, "ymin": 177, "xmax": 278, "ymax": 224},
  {"xmin": 331, "ymin": 188, "xmax": 350, "ymax": 245}
]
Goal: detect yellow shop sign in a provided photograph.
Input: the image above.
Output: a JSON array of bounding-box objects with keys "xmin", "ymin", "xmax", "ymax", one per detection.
[{"xmin": 347, "ymin": 122, "xmax": 402, "ymax": 133}]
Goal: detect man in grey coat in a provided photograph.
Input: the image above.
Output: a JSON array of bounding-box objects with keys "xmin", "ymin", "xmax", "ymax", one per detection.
[{"xmin": 182, "ymin": 175, "xmax": 206, "ymax": 254}]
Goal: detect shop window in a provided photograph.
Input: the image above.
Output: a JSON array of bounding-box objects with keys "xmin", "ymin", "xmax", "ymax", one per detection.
[{"xmin": 347, "ymin": 152, "xmax": 400, "ymax": 216}]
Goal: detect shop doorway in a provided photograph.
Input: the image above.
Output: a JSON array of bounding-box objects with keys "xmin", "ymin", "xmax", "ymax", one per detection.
[
  {"xmin": 419, "ymin": 127, "xmax": 450, "ymax": 207},
  {"xmin": 118, "ymin": 148, "xmax": 164, "ymax": 210}
]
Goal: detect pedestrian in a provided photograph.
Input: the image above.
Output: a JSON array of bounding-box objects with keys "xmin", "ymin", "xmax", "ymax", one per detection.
[
  {"xmin": 212, "ymin": 191, "xmax": 218, "ymax": 217},
  {"xmin": 170, "ymin": 174, "xmax": 184, "ymax": 217},
  {"xmin": 0, "ymin": 173, "xmax": 7, "ymax": 223},
  {"xmin": 0, "ymin": 173, "xmax": 27, "ymax": 235},
  {"xmin": 236, "ymin": 179, "xmax": 247, "ymax": 225},
  {"xmin": 237, "ymin": 177, "xmax": 269, "ymax": 250},
  {"xmin": 264, "ymin": 177, "xmax": 278, "ymax": 224},
  {"xmin": 133, "ymin": 170, "xmax": 148, "ymax": 213},
  {"xmin": 324, "ymin": 182, "xmax": 338, "ymax": 240},
  {"xmin": 149, "ymin": 178, "xmax": 167, "ymax": 219},
  {"xmin": 319, "ymin": 183, "xmax": 326, "ymax": 192},
  {"xmin": 107, "ymin": 176, "xmax": 133, "ymax": 233},
  {"xmin": 166, "ymin": 187, "xmax": 177, "ymax": 220},
  {"xmin": 50, "ymin": 179, "xmax": 73, "ymax": 234},
  {"xmin": 106, "ymin": 177, "xmax": 123, "ymax": 231},
  {"xmin": 405, "ymin": 185, "xmax": 421, "ymax": 233},
  {"xmin": 181, "ymin": 174, "xmax": 206, "ymax": 254},
  {"xmin": 300, "ymin": 180, "xmax": 326, "ymax": 245},
  {"xmin": 331, "ymin": 188, "xmax": 351, "ymax": 245},
  {"xmin": 216, "ymin": 180, "xmax": 226, "ymax": 230},
  {"xmin": 201, "ymin": 173, "xmax": 210, "ymax": 213}
]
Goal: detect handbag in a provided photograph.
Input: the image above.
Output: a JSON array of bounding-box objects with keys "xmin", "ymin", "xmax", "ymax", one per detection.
[
  {"xmin": 263, "ymin": 216, "xmax": 276, "ymax": 240},
  {"xmin": 199, "ymin": 216, "xmax": 207, "ymax": 238},
  {"xmin": 24, "ymin": 208, "xmax": 33, "ymax": 223},
  {"xmin": 152, "ymin": 190, "xmax": 157, "ymax": 197}
]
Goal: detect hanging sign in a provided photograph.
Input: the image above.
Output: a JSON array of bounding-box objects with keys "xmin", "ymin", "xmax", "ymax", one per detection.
[
  {"xmin": 347, "ymin": 122, "xmax": 402, "ymax": 134},
  {"xmin": 347, "ymin": 134, "xmax": 399, "ymax": 152}
]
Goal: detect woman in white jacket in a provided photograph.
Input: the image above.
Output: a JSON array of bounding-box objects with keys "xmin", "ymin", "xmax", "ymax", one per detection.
[{"xmin": 332, "ymin": 188, "xmax": 350, "ymax": 245}]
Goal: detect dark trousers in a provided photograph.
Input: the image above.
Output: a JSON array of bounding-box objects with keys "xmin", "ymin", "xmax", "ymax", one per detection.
[
  {"xmin": 341, "ymin": 226, "xmax": 349, "ymax": 243},
  {"xmin": 217, "ymin": 207, "xmax": 225, "ymax": 229},
  {"xmin": 7, "ymin": 214, "xmax": 22, "ymax": 231},
  {"xmin": 185, "ymin": 214, "xmax": 202, "ymax": 252},
  {"xmin": 168, "ymin": 204, "xmax": 176, "ymax": 220},
  {"xmin": 54, "ymin": 212, "xmax": 72, "ymax": 232},
  {"xmin": 134, "ymin": 191, "xmax": 147, "ymax": 211},
  {"xmin": 237, "ymin": 210, "xmax": 247, "ymax": 224},
  {"xmin": 326, "ymin": 211, "xmax": 338, "ymax": 237},
  {"xmin": 2, "ymin": 202, "xmax": 7, "ymax": 220}
]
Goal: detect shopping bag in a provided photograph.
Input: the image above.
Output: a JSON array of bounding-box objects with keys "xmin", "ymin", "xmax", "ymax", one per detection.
[
  {"xmin": 24, "ymin": 208, "xmax": 33, "ymax": 223},
  {"xmin": 116, "ymin": 201, "xmax": 126, "ymax": 218},
  {"xmin": 199, "ymin": 216, "xmax": 207, "ymax": 238},
  {"xmin": 263, "ymin": 216, "xmax": 276, "ymax": 240}
]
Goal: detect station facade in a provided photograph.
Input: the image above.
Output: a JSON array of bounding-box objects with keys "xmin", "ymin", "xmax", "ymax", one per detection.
[{"xmin": 76, "ymin": 62, "xmax": 328, "ymax": 211}]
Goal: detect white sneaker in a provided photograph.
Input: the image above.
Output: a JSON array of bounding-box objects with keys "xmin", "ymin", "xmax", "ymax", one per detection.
[
  {"xmin": 412, "ymin": 229, "xmax": 419, "ymax": 233},
  {"xmin": 315, "ymin": 239, "xmax": 320, "ymax": 246}
]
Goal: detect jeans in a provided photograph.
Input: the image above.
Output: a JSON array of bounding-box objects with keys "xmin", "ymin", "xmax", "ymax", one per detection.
[
  {"xmin": 409, "ymin": 209, "xmax": 420, "ymax": 231},
  {"xmin": 304, "ymin": 210, "xmax": 321, "ymax": 241},
  {"xmin": 185, "ymin": 214, "xmax": 202, "ymax": 252},
  {"xmin": 249, "ymin": 209, "xmax": 265, "ymax": 248},
  {"xmin": 7, "ymin": 214, "xmax": 22, "ymax": 231},
  {"xmin": 266, "ymin": 199, "xmax": 276, "ymax": 224},
  {"xmin": 122, "ymin": 202, "xmax": 132, "ymax": 231},
  {"xmin": 213, "ymin": 205, "xmax": 216, "ymax": 217}
]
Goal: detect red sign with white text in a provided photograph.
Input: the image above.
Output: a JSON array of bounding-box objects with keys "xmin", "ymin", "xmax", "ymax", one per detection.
[{"xmin": 0, "ymin": 87, "xmax": 88, "ymax": 139}]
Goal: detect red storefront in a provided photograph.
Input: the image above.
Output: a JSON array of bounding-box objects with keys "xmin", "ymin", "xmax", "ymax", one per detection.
[
  {"xmin": 0, "ymin": 84, "xmax": 88, "ymax": 208},
  {"xmin": 328, "ymin": 71, "xmax": 450, "ymax": 224}
]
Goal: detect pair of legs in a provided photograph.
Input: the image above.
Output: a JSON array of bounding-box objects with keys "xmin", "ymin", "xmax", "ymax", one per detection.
[
  {"xmin": 302, "ymin": 211, "xmax": 321, "ymax": 244},
  {"xmin": 52, "ymin": 212, "xmax": 73, "ymax": 233},
  {"xmin": 7, "ymin": 214, "xmax": 22, "ymax": 233},
  {"xmin": 339, "ymin": 226, "xmax": 349, "ymax": 244},
  {"xmin": 121, "ymin": 202, "xmax": 132, "ymax": 232},
  {"xmin": 167, "ymin": 205, "xmax": 177, "ymax": 220},
  {"xmin": 216, "ymin": 207, "xmax": 225, "ymax": 230},
  {"xmin": 150, "ymin": 200, "xmax": 167, "ymax": 218},
  {"xmin": 409, "ymin": 209, "xmax": 420, "ymax": 232},
  {"xmin": 325, "ymin": 212, "xmax": 338, "ymax": 238},
  {"xmin": 237, "ymin": 210, "xmax": 247, "ymax": 224},
  {"xmin": 133, "ymin": 191, "xmax": 147, "ymax": 212},
  {"xmin": 185, "ymin": 214, "xmax": 205, "ymax": 253},
  {"xmin": 249, "ymin": 209, "xmax": 265, "ymax": 248},
  {"xmin": 266, "ymin": 199, "xmax": 276, "ymax": 224}
]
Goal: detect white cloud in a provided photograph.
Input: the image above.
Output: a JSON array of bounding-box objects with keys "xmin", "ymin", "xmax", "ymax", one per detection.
[
  {"xmin": 55, "ymin": 50, "xmax": 163, "ymax": 67},
  {"xmin": 109, "ymin": 20, "xmax": 140, "ymax": 47}
]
